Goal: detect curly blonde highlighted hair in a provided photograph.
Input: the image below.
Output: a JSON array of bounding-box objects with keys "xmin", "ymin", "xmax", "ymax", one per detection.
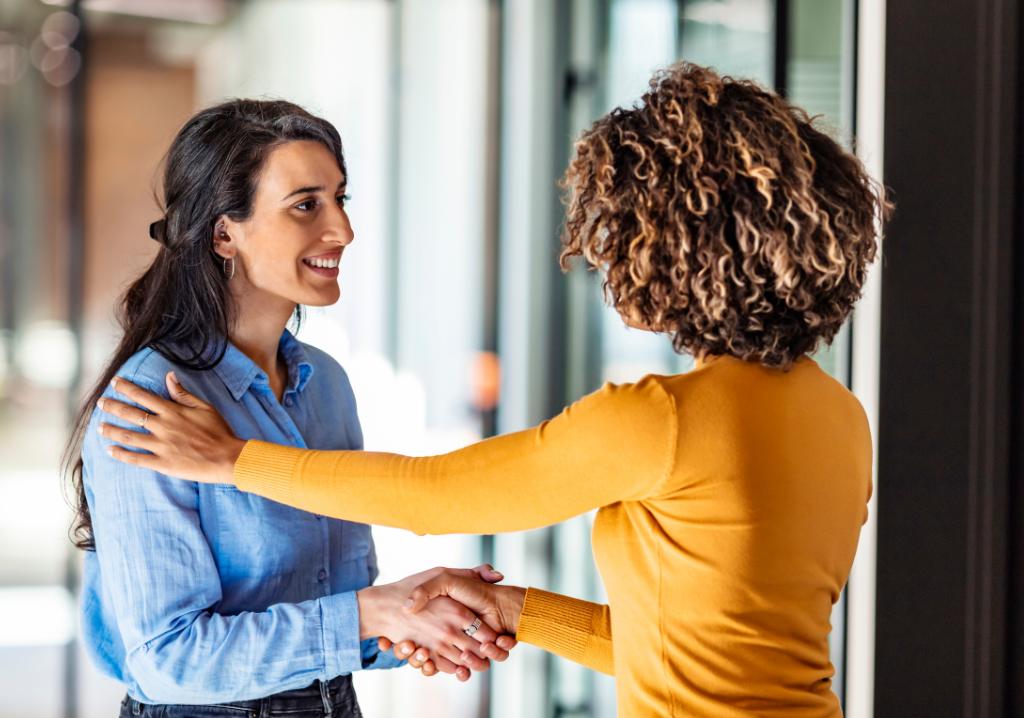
[{"xmin": 561, "ymin": 63, "xmax": 891, "ymax": 369}]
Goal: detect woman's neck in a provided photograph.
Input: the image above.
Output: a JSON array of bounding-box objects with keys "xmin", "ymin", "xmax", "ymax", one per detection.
[{"xmin": 228, "ymin": 286, "xmax": 296, "ymax": 402}]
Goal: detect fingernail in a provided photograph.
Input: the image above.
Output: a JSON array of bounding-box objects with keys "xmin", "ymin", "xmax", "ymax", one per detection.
[
  {"xmin": 96, "ymin": 398, "xmax": 105, "ymax": 410},
  {"xmin": 109, "ymin": 378, "xmax": 118, "ymax": 389},
  {"xmin": 398, "ymin": 646, "xmax": 409, "ymax": 656},
  {"xmin": 403, "ymin": 599, "xmax": 414, "ymax": 609},
  {"xmin": 96, "ymin": 424, "xmax": 104, "ymax": 436},
  {"xmin": 416, "ymin": 651, "xmax": 427, "ymax": 661},
  {"xmin": 461, "ymin": 652, "xmax": 471, "ymax": 662},
  {"xmin": 169, "ymin": 371, "xmax": 179, "ymax": 384},
  {"xmin": 106, "ymin": 447, "xmax": 114, "ymax": 457},
  {"xmin": 482, "ymin": 643, "xmax": 493, "ymax": 655}
]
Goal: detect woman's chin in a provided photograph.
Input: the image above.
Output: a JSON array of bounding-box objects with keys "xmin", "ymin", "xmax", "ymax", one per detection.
[{"xmin": 300, "ymin": 288, "xmax": 341, "ymax": 308}]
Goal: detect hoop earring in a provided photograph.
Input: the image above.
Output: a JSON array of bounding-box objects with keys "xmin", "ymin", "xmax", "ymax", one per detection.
[{"xmin": 224, "ymin": 256, "xmax": 235, "ymax": 280}]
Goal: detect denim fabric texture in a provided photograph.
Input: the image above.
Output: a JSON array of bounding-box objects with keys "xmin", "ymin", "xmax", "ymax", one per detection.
[
  {"xmin": 118, "ymin": 675, "xmax": 362, "ymax": 718},
  {"xmin": 82, "ymin": 330, "xmax": 403, "ymax": 704}
]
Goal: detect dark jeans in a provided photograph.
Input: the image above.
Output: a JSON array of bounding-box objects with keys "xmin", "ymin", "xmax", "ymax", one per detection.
[{"xmin": 118, "ymin": 675, "xmax": 362, "ymax": 718}]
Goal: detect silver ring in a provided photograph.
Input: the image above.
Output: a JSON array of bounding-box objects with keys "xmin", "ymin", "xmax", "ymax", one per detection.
[
  {"xmin": 138, "ymin": 413, "xmax": 149, "ymax": 428},
  {"xmin": 462, "ymin": 618, "xmax": 482, "ymax": 637}
]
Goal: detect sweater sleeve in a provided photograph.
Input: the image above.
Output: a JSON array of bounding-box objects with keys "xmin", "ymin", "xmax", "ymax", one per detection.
[
  {"xmin": 517, "ymin": 589, "xmax": 614, "ymax": 675},
  {"xmin": 234, "ymin": 376, "xmax": 677, "ymax": 535}
]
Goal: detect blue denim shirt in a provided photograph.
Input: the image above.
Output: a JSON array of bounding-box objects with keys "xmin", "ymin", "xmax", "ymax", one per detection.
[{"xmin": 80, "ymin": 331, "xmax": 402, "ymax": 704}]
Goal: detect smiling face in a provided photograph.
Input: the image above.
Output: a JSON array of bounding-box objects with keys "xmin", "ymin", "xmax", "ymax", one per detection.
[{"xmin": 215, "ymin": 140, "xmax": 353, "ymax": 311}]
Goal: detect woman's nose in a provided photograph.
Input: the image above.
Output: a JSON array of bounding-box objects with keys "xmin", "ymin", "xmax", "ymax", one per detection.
[{"xmin": 325, "ymin": 204, "xmax": 355, "ymax": 246}]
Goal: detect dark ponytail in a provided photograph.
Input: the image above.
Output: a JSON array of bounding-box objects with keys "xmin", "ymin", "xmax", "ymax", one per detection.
[{"xmin": 63, "ymin": 99, "xmax": 346, "ymax": 550}]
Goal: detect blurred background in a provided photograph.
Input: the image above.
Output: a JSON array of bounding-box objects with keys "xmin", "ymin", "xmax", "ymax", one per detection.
[
  {"xmin": 0, "ymin": 0, "xmax": 863, "ymax": 716},
  {"xmin": 5, "ymin": 0, "xmax": 1018, "ymax": 716}
]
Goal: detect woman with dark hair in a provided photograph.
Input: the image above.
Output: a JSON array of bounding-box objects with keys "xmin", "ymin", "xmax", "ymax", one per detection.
[
  {"xmin": 98, "ymin": 65, "xmax": 891, "ymax": 717},
  {"xmin": 69, "ymin": 99, "xmax": 512, "ymax": 718}
]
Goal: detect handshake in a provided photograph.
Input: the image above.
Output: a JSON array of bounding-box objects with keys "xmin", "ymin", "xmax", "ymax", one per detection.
[{"xmin": 356, "ymin": 565, "xmax": 525, "ymax": 682}]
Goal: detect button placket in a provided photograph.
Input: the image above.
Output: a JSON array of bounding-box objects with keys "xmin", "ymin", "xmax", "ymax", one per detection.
[
  {"xmin": 251, "ymin": 383, "xmax": 305, "ymax": 448},
  {"xmin": 319, "ymin": 516, "xmax": 332, "ymax": 592}
]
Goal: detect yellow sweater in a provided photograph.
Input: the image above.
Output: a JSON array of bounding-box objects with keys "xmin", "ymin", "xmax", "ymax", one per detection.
[{"xmin": 235, "ymin": 356, "xmax": 872, "ymax": 717}]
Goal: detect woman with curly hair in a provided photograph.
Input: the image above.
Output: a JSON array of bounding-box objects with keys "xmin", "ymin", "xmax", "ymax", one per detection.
[{"xmin": 96, "ymin": 64, "xmax": 890, "ymax": 716}]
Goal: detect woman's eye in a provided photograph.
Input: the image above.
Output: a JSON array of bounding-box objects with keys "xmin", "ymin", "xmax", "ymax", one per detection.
[
  {"xmin": 296, "ymin": 199, "xmax": 317, "ymax": 211},
  {"xmin": 337, "ymin": 193, "xmax": 351, "ymax": 206}
]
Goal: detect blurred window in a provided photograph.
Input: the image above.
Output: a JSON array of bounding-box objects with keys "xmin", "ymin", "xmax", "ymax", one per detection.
[
  {"xmin": 0, "ymin": 0, "xmax": 859, "ymax": 716},
  {"xmin": 680, "ymin": 0, "xmax": 775, "ymax": 83}
]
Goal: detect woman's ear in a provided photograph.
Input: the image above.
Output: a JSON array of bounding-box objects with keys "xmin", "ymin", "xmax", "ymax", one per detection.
[{"xmin": 212, "ymin": 215, "xmax": 240, "ymax": 259}]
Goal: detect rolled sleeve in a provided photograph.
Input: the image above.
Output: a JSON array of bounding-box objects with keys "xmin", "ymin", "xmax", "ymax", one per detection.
[
  {"xmin": 320, "ymin": 591, "xmax": 363, "ymax": 676},
  {"xmin": 319, "ymin": 592, "xmax": 406, "ymax": 673}
]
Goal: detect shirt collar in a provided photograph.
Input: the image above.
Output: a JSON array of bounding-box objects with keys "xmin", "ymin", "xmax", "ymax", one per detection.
[
  {"xmin": 212, "ymin": 330, "xmax": 315, "ymax": 402},
  {"xmin": 279, "ymin": 329, "xmax": 315, "ymax": 396}
]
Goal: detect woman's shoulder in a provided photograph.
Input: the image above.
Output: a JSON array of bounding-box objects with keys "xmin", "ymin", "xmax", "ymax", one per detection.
[
  {"xmin": 575, "ymin": 374, "xmax": 677, "ymax": 427},
  {"xmin": 594, "ymin": 373, "xmax": 673, "ymax": 401},
  {"xmin": 295, "ymin": 341, "xmax": 354, "ymax": 387},
  {"xmin": 80, "ymin": 349, "xmax": 177, "ymax": 467},
  {"xmin": 659, "ymin": 354, "xmax": 869, "ymax": 426},
  {"xmin": 113, "ymin": 348, "xmax": 181, "ymax": 397}
]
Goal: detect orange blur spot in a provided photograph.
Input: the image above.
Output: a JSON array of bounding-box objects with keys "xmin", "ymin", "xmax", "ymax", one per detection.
[{"xmin": 470, "ymin": 351, "xmax": 501, "ymax": 411}]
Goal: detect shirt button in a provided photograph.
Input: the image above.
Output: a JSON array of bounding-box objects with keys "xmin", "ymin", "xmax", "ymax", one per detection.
[
  {"xmin": 285, "ymin": 396, "xmax": 294, "ymax": 407},
  {"xmin": 318, "ymin": 570, "xmax": 326, "ymax": 581}
]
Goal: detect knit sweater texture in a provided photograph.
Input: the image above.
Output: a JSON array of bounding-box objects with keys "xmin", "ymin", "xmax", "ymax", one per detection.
[{"xmin": 235, "ymin": 355, "xmax": 871, "ymax": 717}]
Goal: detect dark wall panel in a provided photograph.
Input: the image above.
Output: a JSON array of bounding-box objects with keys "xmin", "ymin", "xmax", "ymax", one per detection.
[{"xmin": 876, "ymin": 0, "xmax": 1023, "ymax": 715}]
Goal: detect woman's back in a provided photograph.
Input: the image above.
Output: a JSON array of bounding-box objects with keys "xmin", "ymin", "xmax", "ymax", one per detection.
[{"xmin": 594, "ymin": 357, "xmax": 871, "ymax": 716}]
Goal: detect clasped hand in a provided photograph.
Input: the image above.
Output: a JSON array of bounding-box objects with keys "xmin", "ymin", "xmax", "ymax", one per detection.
[{"xmin": 362, "ymin": 566, "xmax": 526, "ymax": 682}]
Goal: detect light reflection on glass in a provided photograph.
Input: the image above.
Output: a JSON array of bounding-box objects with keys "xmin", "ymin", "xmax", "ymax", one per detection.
[
  {"xmin": 680, "ymin": 0, "xmax": 774, "ymax": 85},
  {"xmin": 16, "ymin": 321, "xmax": 78, "ymax": 389}
]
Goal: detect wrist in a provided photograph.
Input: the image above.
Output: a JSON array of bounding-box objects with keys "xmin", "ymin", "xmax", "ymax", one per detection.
[
  {"xmin": 498, "ymin": 585, "xmax": 527, "ymax": 635},
  {"xmin": 356, "ymin": 585, "xmax": 384, "ymax": 641},
  {"xmin": 222, "ymin": 438, "xmax": 246, "ymax": 485}
]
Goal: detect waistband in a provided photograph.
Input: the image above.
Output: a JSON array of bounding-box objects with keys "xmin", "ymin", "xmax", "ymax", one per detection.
[{"xmin": 123, "ymin": 674, "xmax": 356, "ymax": 717}]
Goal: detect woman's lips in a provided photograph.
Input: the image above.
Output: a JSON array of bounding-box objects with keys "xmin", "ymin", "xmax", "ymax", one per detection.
[
  {"xmin": 302, "ymin": 253, "xmax": 341, "ymax": 278},
  {"xmin": 303, "ymin": 263, "xmax": 340, "ymax": 278}
]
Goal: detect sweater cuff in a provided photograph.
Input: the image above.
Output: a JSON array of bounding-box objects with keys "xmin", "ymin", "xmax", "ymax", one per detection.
[
  {"xmin": 516, "ymin": 588, "xmax": 597, "ymax": 665},
  {"xmin": 234, "ymin": 440, "xmax": 302, "ymax": 505}
]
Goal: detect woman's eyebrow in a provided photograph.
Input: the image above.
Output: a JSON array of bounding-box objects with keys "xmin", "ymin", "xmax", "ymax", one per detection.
[
  {"xmin": 281, "ymin": 181, "xmax": 347, "ymax": 202},
  {"xmin": 281, "ymin": 185, "xmax": 323, "ymax": 201}
]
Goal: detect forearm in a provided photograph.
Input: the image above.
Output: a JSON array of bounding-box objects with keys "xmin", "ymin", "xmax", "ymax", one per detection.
[
  {"xmin": 236, "ymin": 434, "xmax": 601, "ymax": 534},
  {"xmin": 357, "ymin": 585, "xmax": 398, "ymax": 641},
  {"xmin": 516, "ymin": 589, "xmax": 615, "ymax": 676},
  {"xmin": 100, "ymin": 374, "xmax": 675, "ymax": 535},
  {"xmin": 235, "ymin": 414, "xmax": 671, "ymax": 538},
  {"xmin": 234, "ymin": 378, "xmax": 675, "ymax": 535},
  {"xmin": 126, "ymin": 593, "xmax": 363, "ymax": 703}
]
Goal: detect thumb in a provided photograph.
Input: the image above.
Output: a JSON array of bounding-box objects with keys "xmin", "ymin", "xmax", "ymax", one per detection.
[
  {"xmin": 403, "ymin": 572, "xmax": 470, "ymax": 613},
  {"xmin": 403, "ymin": 582, "xmax": 435, "ymax": 614},
  {"xmin": 473, "ymin": 564, "xmax": 504, "ymax": 584},
  {"xmin": 166, "ymin": 371, "xmax": 202, "ymax": 408}
]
